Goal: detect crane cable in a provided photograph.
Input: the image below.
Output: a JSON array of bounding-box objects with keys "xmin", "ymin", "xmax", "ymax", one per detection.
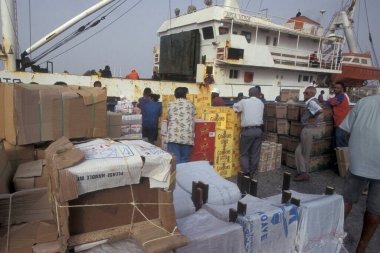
[
  {"xmin": 31, "ymin": 0, "xmax": 129, "ymax": 65},
  {"xmin": 37, "ymin": 0, "xmax": 144, "ymax": 66},
  {"xmin": 364, "ymin": 0, "xmax": 379, "ymax": 67}
]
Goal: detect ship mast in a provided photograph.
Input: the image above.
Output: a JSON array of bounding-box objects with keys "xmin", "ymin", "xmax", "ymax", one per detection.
[
  {"xmin": 224, "ymin": 0, "xmax": 240, "ymax": 11},
  {"xmin": 1, "ymin": 0, "xmax": 17, "ymax": 71}
]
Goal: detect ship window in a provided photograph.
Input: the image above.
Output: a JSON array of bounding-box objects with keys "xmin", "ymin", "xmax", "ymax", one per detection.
[
  {"xmin": 202, "ymin": 26, "xmax": 214, "ymax": 40},
  {"xmin": 229, "ymin": 69, "xmax": 239, "ymax": 79},
  {"xmin": 266, "ymin": 36, "xmax": 271, "ymax": 45},
  {"xmin": 342, "ymin": 57, "xmax": 352, "ymax": 62},
  {"xmin": 298, "ymin": 75, "xmax": 302, "ymax": 82},
  {"xmin": 227, "ymin": 48, "xmax": 244, "ymax": 60},
  {"xmin": 361, "ymin": 59, "xmax": 368, "ymax": 64},
  {"xmin": 273, "ymin": 37, "xmax": 278, "ymax": 46},
  {"xmin": 244, "ymin": 72, "xmax": 254, "ymax": 83},
  {"xmin": 352, "ymin": 58, "xmax": 360, "ymax": 63},
  {"xmin": 303, "ymin": 75, "xmax": 309, "ymax": 82},
  {"xmin": 241, "ymin": 31, "xmax": 252, "ymax": 43},
  {"xmin": 219, "ymin": 27, "xmax": 229, "ymax": 35}
]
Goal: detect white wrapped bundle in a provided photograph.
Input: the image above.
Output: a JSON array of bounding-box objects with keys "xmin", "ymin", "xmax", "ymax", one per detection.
[
  {"xmin": 265, "ymin": 191, "xmax": 345, "ymax": 253},
  {"xmin": 173, "ymin": 183, "xmax": 196, "ymax": 219},
  {"xmin": 176, "ymin": 209, "xmax": 245, "ymax": 253},
  {"xmin": 234, "ymin": 195, "xmax": 299, "ymax": 253},
  {"xmin": 176, "ymin": 161, "xmax": 241, "ymax": 205}
]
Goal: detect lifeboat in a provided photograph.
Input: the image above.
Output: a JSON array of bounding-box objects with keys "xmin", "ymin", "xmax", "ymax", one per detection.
[{"xmin": 332, "ymin": 52, "xmax": 380, "ymax": 86}]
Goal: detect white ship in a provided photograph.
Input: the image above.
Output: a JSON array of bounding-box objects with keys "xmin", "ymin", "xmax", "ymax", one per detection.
[{"xmin": 0, "ymin": 0, "xmax": 378, "ymax": 100}]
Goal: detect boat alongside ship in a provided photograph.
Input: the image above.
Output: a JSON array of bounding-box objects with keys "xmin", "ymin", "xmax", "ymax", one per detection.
[{"xmin": 0, "ymin": 0, "xmax": 378, "ymax": 101}]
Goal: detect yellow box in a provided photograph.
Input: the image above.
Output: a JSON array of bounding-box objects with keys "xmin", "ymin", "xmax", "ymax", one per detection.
[
  {"xmin": 203, "ymin": 113, "xmax": 227, "ymax": 130},
  {"xmin": 194, "ymin": 94, "xmax": 211, "ymax": 107},
  {"xmin": 201, "ymin": 106, "xmax": 222, "ymax": 114},
  {"xmin": 186, "ymin": 94, "xmax": 195, "ymax": 102},
  {"xmin": 214, "ymin": 163, "xmax": 233, "ymax": 178},
  {"xmin": 214, "ymin": 149, "xmax": 233, "ymax": 164},
  {"xmin": 162, "ymin": 95, "xmax": 175, "ymax": 103}
]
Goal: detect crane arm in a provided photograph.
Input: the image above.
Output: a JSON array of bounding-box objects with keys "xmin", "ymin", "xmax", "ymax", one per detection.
[{"xmin": 21, "ymin": 0, "xmax": 115, "ymax": 58}]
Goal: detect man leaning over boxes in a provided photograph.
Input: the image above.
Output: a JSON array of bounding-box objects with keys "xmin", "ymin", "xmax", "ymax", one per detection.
[
  {"xmin": 294, "ymin": 86, "xmax": 323, "ymax": 182},
  {"xmin": 233, "ymin": 87, "xmax": 264, "ymax": 178}
]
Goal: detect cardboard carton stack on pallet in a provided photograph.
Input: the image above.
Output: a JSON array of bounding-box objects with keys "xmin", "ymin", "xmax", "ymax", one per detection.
[
  {"xmin": 0, "ymin": 83, "xmax": 187, "ymax": 253},
  {"xmin": 264, "ymin": 102, "xmax": 334, "ymax": 171},
  {"xmin": 258, "ymin": 141, "xmax": 282, "ymax": 172},
  {"xmin": 199, "ymin": 106, "xmax": 241, "ymax": 178}
]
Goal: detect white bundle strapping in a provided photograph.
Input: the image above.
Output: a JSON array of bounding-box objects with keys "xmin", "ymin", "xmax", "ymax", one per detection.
[
  {"xmin": 67, "ymin": 139, "xmax": 143, "ymax": 196},
  {"xmin": 176, "ymin": 209, "xmax": 245, "ymax": 253},
  {"xmin": 173, "ymin": 183, "xmax": 196, "ymax": 219},
  {"xmin": 176, "ymin": 161, "xmax": 241, "ymax": 205}
]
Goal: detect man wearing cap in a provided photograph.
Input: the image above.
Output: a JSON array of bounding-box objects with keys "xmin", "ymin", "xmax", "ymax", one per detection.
[
  {"xmin": 233, "ymin": 87, "xmax": 264, "ymax": 177},
  {"xmin": 211, "ymin": 88, "xmax": 225, "ymax": 106}
]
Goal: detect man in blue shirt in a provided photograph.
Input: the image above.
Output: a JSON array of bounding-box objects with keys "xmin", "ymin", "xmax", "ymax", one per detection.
[{"xmin": 141, "ymin": 93, "xmax": 162, "ymax": 144}]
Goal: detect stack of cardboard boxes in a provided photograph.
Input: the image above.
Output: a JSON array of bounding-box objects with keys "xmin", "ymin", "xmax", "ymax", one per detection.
[
  {"xmin": 199, "ymin": 106, "xmax": 241, "ymax": 178},
  {"xmin": 0, "ymin": 83, "xmax": 186, "ymax": 253},
  {"xmin": 258, "ymin": 141, "xmax": 282, "ymax": 172},
  {"xmin": 263, "ymin": 102, "xmax": 334, "ymax": 172}
]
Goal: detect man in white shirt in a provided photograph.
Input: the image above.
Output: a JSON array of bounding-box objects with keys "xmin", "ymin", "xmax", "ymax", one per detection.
[{"xmin": 233, "ymin": 87, "xmax": 264, "ymax": 178}]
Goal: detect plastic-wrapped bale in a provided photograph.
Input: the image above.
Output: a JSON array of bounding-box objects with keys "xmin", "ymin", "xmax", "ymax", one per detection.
[
  {"xmin": 265, "ymin": 190, "xmax": 345, "ymax": 253},
  {"xmin": 176, "ymin": 209, "xmax": 245, "ymax": 253},
  {"xmin": 232, "ymin": 195, "xmax": 298, "ymax": 253},
  {"xmin": 176, "ymin": 161, "xmax": 241, "ymax": 205},
  {"xmin": 173, "ymin": 183, "xmax": 196, "ymax": 219}
]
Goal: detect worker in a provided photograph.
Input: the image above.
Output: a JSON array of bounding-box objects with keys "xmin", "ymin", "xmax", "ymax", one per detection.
[
  {"xmin": 141, "ymin": 94, "xmax": 162, "ymax": 144},
  {"xmin": 137, "ymin": 88, "xmax": 152, "ymax": 108},
  {"xmin": 233, "ymin": 87, "xmax": 264, "ymax": 178},
  {"xmin": 167, "ymin": 87, "xmax": 196, "ymax": 164},
  {"xmin": 93, "ymin": 81, "xmax": 102, "ymax": 87},
  {"xmin": 125, "ymin": 69, "xmax": 140, "ymax": 80},
  {"xmin": 101, "ymin": 65, "xmax": 112, "ymax": 78},
  {"xmin": 211, "ymin": 87, "xmax": 225, "ymax": 106}
]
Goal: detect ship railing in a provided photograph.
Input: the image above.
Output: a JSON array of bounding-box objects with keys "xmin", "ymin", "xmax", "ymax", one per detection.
[{"xmin": 269, "ymin": 46, "xmax": 341, "ymax": 71}]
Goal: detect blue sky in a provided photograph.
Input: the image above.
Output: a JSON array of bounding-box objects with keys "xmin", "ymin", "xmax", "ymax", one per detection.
[{"xmin": 7, "ymin": 0, "xmax": 380, "ymax": 77}]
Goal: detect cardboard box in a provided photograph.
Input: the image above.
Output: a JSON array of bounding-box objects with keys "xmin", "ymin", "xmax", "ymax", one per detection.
[
  {"xmin": 277, "ymin": 119, "xmax": 290, "ymax": 135},
  {"xmin": 190, "ymin": 120, "xmax": 216, "ymax": 163},
  {"xmin": 264, "ymin": 132, "xmax": 278, "ymax": 143},
  {"xmin": 203, "ymin": 113, "xmax": 227, "ymax": 130},
  {"xmin": 289, "ymin": 121, "xmax": 302, "ymax": 137},
  {"xmin": 0, "ymin": 84, "xmax": 4, "ymax": 139},
  {"xmin": 1, "ymin": 84, "xmax": 107, "ymax": 145},
  {"xmin": 265, "ymin": 104, "xmax": 276, "ymax": 117},
  {"xmin": 106, "ymin": 111, "xmax": 122, "ymax": 138},
  {"xmin": 0, "ymin": 221, "xmax": 59, "ymax": 253},
  {"xmin": 3, "ymin": 140, "xmax": 35, "ymax": 170},
  {"xmin": 286, "ymin": 152, "xmax": 296, "ymax": 169},
  {"xmin": 336, "ymin": 147, "xmax": 349, "ymax": 177},
  {"xmin": 0, "ymin": 188, "xmax": 54, "ymax": 236},
  {"xmin": 309, "ymin": 155, "xmax": 332, "ymax": 172},
  {"xmin": 278, "ymin": 135, "xmax": 289, "ymax": 151},
  {"xmin": 280, "ymin": 89, "xmax": 299, "ymax": 102},
  {"xmin": 44, "ymin": 137, "xmax": 187, "ymax": 252},
  {"xmin": 0, "ymin": 141, "xmax": 12, "ymax": 193},
  {"xmin": 215, "ymin": 129, "xmax": 234, "ymax": 149},
  {"xmin": 287, "ymin": 137, "xmax": 299, "ymax": 152},
  {"xmin": 214, "ymin": 163, "xmax": 233, "ymax": 178},
  {"xmin": 311, "ymin": 139, "xmax": 333, "ymax": 156},
  {"xmin": 265, "ymin": 118, "xmax": 277, "ymax": 133},
  {"xmin": 13, "ymin": 160, "xmax": 48, "ymax": 191},
  {"xmin": 287, "ymin": 105, "xmax": 300, "ymax": 121},
  {"xmin": 275, "ymin": 104, "xmax": 287, "ymax": 119}
]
